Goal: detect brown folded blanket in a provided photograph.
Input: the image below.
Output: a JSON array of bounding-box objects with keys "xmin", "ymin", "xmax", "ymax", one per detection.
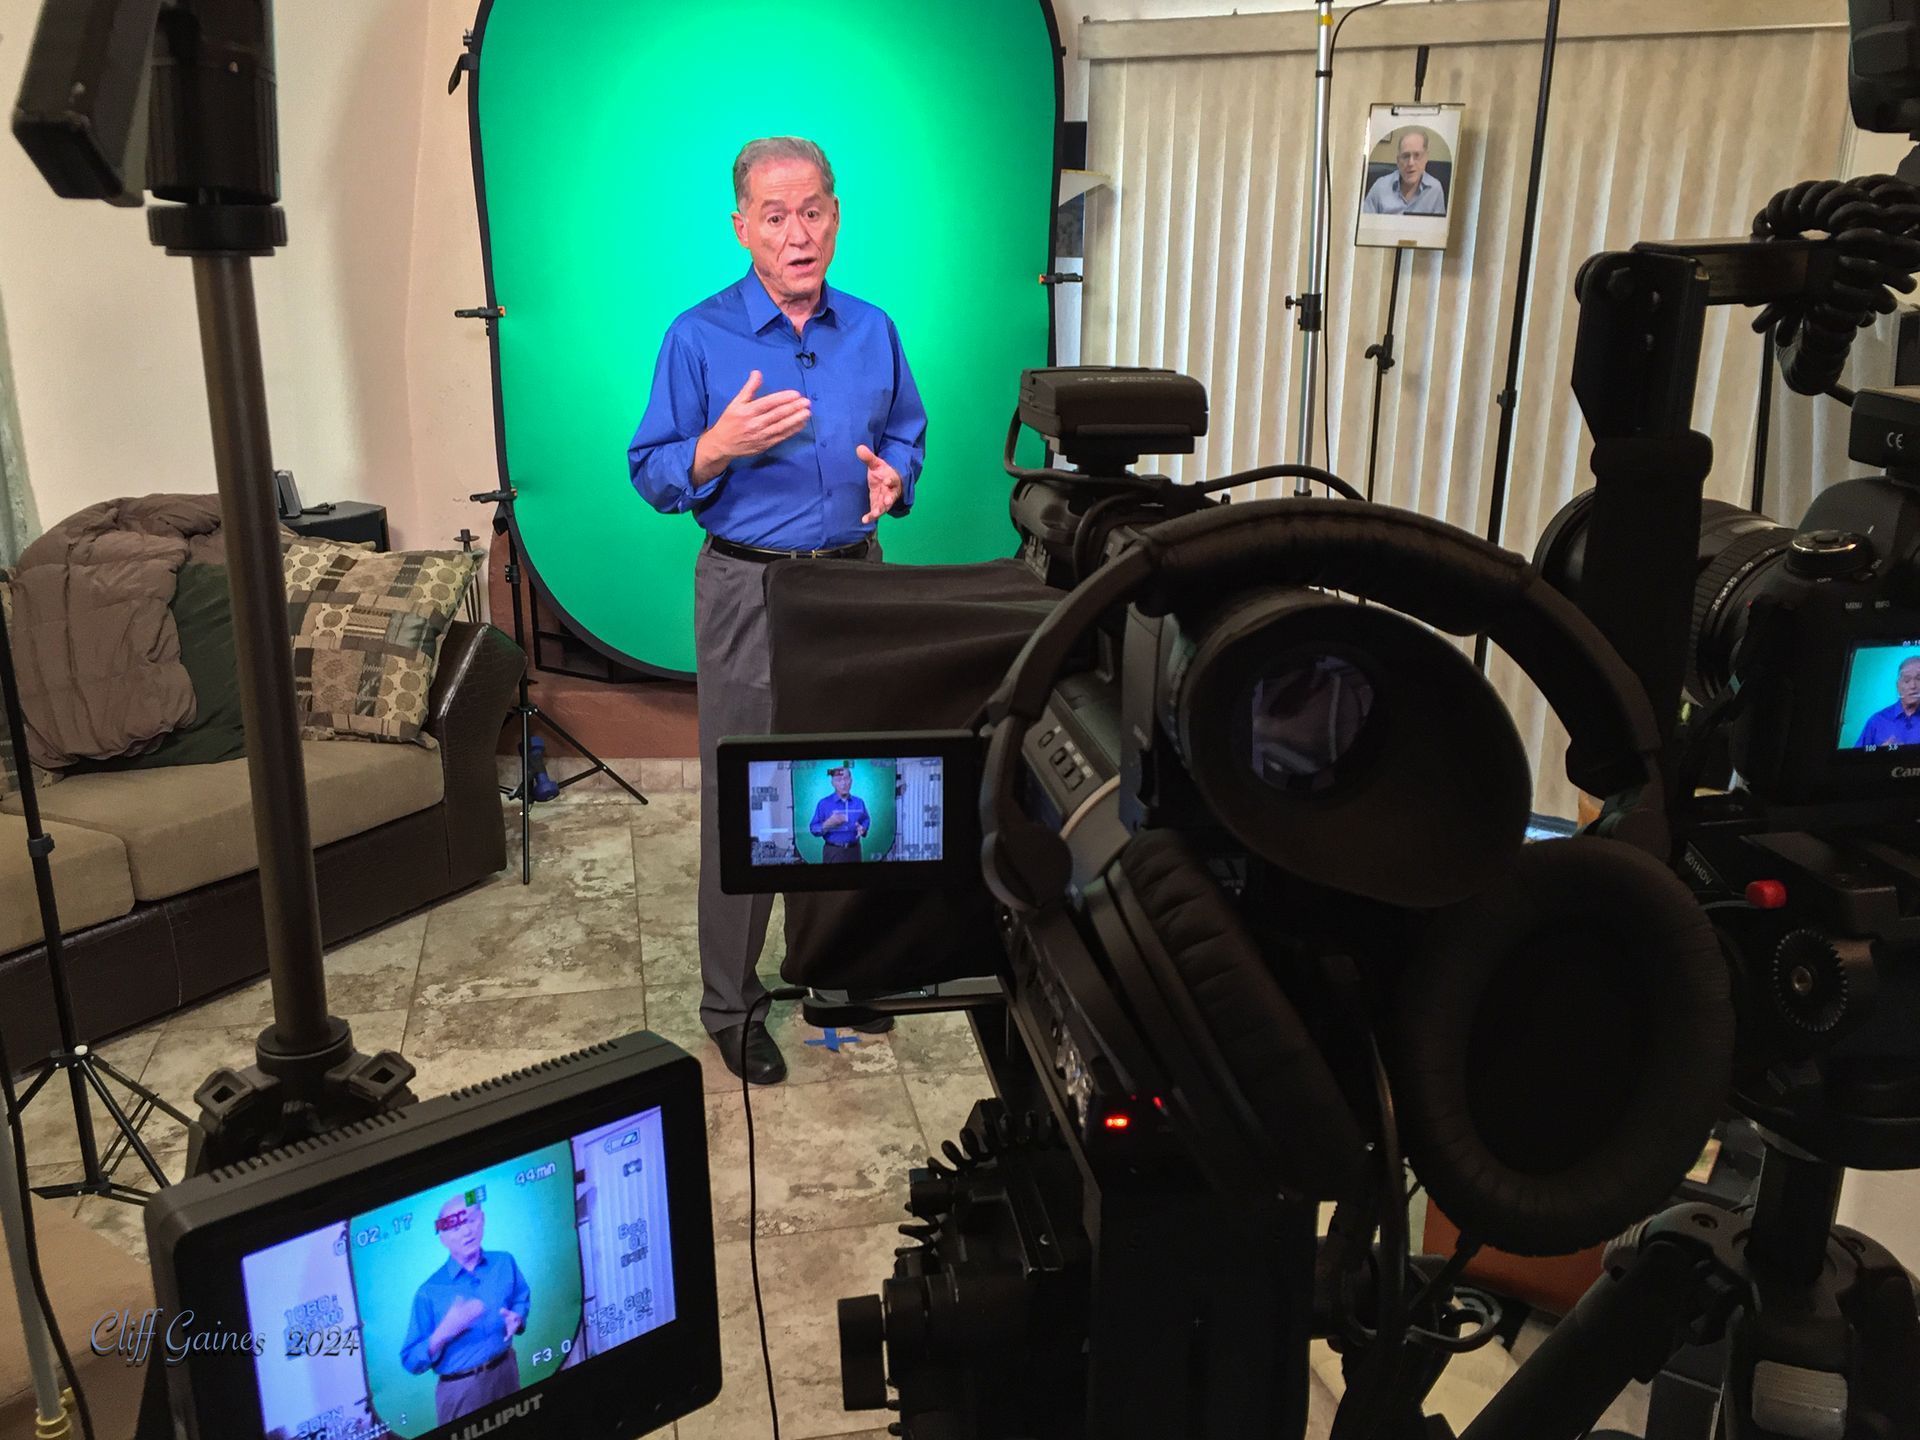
[{"xmin": 7, "ymin": 493, "xmax": 229, "ymax": 768}]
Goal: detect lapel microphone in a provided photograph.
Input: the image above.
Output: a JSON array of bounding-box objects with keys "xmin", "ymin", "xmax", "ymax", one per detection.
[{"xmin": 797, "ymin": 350, "xmax": 817, "ymax": 368}]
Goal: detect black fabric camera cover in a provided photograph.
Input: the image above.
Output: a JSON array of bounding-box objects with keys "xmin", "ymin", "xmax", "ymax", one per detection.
[{"xmin": 766, "ymin": 557, "xmax": 1059, "ymax": 991}]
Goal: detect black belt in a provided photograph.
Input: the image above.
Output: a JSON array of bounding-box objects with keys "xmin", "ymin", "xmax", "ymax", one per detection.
[
  {"xmin": 441, "ymin": 1349, "xmax": 510, "ymax": 1382},
  {"xmin": 708, "ymin": 535, "xmax": 871, "ymax": 563},
  {"xmin": 823, "ymin": 839, "xmax": 860, "ymax": 848}
]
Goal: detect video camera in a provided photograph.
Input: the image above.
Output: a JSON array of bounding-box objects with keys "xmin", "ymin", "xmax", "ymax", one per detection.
[
  {"xmin": 720, "ymin": 365, "xmax": 1742, "ymax": 1437},
  {"xmin": 1529, "ymin": 186, "xmax": 1920, "ymax": 1175}
]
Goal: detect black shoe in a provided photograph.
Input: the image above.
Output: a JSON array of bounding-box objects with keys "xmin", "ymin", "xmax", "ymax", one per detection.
[
  {"xmin": 850, "ymin": 1014, "xmax": 895, "ymax": 1035},
  {"xmin": 712, "ymin": 1021, "xmax": 787, "ymax": 1085}
]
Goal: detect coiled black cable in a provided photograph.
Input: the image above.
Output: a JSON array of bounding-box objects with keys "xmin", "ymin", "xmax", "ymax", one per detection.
[{"xmin": 1750, "ymin": 174, "xmax": 1920, "ymax": 396}]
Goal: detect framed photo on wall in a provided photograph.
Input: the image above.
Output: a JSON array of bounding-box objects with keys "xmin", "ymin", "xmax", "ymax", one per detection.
[{"xmin": 1355, "ymin": 102, "xmax": 1465, "ymax": 251}]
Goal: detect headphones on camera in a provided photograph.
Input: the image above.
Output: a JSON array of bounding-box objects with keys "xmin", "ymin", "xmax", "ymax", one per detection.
[{"xmin": 978, "ymin": 499, "xmax": 1733, "ymax": 1256}]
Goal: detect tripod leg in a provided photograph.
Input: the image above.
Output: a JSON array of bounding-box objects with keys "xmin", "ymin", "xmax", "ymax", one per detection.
[
  {"xmin": 77, "ymin": 1061, "xmax": 171, "ymax": 1189},
  {"xmin": 92, "ymin": 1055, "xmax": 195, "ymax": 1129},
  {"xmin": 9, "ymin": 1063, "xmax": 54, "ymax": 1115},
  {"xmin": 533, "ymin": 709, "xmax": 649, "ymax": 805},
  {"xmin": 1462, "ymin": 1236, "xmax": 1703, "ymax": 1440},
  {"xmin": 520, "ymin": 706, "xmax": 533, "ymax": 884}
]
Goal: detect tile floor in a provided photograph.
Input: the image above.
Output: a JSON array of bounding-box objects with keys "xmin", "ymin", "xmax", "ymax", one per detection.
[{"xmin": 13, "ymin": 785, "xmax": 1647, "ymax": 1438}]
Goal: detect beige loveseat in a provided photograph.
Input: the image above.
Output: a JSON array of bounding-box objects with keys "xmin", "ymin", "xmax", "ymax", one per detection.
[{"xmin": 0, "ymin": 622, "xmax": 524, "ymax": 1062}]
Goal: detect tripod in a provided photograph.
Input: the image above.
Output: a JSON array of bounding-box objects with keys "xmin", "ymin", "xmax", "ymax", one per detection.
[
  {"xmin": 470, "ymin": 487, "xmax": 647, "ymax": 883},
  {"xmin": 1460, "ymin": 1140, "xmax": 1920, "ymax": 1440},
  {"xmin": 0, "ymin": 571, "xmax": 192, "ymax": 1206}
]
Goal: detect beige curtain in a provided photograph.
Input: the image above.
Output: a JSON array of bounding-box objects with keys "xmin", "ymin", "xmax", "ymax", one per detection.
[
  {"xmin": 1083, "ymin": 18, "xmax": 1850, "ymax": 816},
  {"xmin": 0, "ymin": 286, "xmax": 35, "ymax": 568}
]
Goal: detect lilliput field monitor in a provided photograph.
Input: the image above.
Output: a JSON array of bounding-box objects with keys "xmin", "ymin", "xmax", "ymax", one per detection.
[{"xmin": 144, "ymin": 1033, "xmax": 718, "ymax": 1440}]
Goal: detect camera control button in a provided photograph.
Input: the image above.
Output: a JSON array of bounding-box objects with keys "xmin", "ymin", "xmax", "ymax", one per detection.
[{"xmin": 1787, "ymin": 529, "xmax": 1870, "ymax": 579}]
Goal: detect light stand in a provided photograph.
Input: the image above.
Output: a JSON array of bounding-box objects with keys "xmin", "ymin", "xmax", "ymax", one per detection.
[
  {"xmin": 1288, "ymin": 0, "xmax": 1337, "ymax": 494},
  {"xmin": 0, "ymin": 1058, "xmax": 74, "ymax": 1439},
  {"xmin": 15, "ymin": 0, "xmax": 421, "ymax": 1169},
  {"xmin": 470, "ymin": 487, "xmax": 648, "ymax": 885},
  {"xmin": 0, "ymin": 553, "xmax": 191, "ymax": 1205},
  {"xmin": 1474, "ymin": 0, "xmax": 1562, "ymax": 669},
  {"xmin": 1361, "ymin": 47, "xmax": 1431, "ymax": 505}
]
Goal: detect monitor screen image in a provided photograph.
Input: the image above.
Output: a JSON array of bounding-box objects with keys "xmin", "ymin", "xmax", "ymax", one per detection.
[
  {"xmin": 745, "ymin": 755, "xmax": 947, "ymax": 867},
  {"xmin": 236, "ymin": 1106, "xmax": 674, "ymax": 1440},
  {"xmin": 1838, "ymin": 640, "xmax": 1920, "ymax": 752}
]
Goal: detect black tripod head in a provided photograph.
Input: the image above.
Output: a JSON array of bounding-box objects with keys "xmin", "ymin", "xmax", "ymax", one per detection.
[{"xmin": 14, "ymin": 0, "xmax": 287, "ymax": 256}]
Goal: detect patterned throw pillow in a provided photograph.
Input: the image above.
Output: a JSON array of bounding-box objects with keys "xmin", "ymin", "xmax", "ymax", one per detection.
[{"xmin": 282, "ymin": 540, "xmax": 478, "ymax": 744}]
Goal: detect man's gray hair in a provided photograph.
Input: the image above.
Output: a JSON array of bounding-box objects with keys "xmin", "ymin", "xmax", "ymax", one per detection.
[
  {"xmin": 733, "ymin": 137, "xmax": 836, "ymax": 210},
  {"xmin": 1898, "ymin": 655, "xmax": 1920, "ymax": 676}
]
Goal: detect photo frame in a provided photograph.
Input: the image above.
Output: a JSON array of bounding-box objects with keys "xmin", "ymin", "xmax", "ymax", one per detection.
[{"xmin": 1355, "ymin": 102, "xmax": 1465, "ymax": 252}]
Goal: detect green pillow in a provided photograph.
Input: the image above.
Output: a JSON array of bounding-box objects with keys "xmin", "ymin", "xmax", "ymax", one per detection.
[{"xmin": 76, "ymin": 563, "xmax": 246, "ymax": 772}]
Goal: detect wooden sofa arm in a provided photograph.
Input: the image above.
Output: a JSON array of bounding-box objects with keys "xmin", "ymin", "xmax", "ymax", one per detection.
[{"xmin": 425, "ymin": 621, "xmax": 525, "ymax": 884}]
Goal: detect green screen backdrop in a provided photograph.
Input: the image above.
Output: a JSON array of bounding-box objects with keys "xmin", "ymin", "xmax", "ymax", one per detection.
[
  {"xmin": 790, "ymin": 759, "xmax": 897, "ymax": 864},
  {"xmin": 469, "ymin": 0, "xmax": 1061, "ymax": 675}
]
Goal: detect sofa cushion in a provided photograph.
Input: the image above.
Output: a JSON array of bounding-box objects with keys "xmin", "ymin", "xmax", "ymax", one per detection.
[
  {"xmin": 0, "ymin": 813, "xmax": 135, "ymax": 953},
  {"xmin": 283, "ymin": 541, "xmax": 477, "ymax": 745},
  {"xmin": 1, "ymin": 739, "xmax": 444, "ymax": 901}
]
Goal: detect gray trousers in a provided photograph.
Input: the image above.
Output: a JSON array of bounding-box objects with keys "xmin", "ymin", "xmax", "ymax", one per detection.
[
  {"xmin": 695, "ymin": 539, "xmax": 879, "ymax": 1033},
  {"xmin": 435, "ymin": 1348, "xmax": 520, "ymax": 1427}
]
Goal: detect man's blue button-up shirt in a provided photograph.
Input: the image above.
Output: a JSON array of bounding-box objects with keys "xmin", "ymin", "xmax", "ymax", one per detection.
[
  {"xmin": 809, "ymin": 793, "xmax": 872, "ymax": 845},
  {"xmin": 1361, "ymin": 171, "xmax": 1447, "ymax": 216},
  {"xmin": 399, "ymin": 1250, "xmax": 531, "ymax": 1378},
  {"xmin": 628, "ymin": 269, "xmax": 928, "ymax": 551},
  {"xmin": 1855, "ymin": 702, "xmax": 1920, "ymax": 749}
]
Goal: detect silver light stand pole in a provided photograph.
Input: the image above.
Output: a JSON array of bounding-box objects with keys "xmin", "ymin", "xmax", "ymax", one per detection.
[
  {"xmin": 0, "ymin": 1115, "xmax": 70, "ymax": 1437},
  {"xmin": 1292, "ymin": 1, "xmax": 1336, "ymax": 494}
]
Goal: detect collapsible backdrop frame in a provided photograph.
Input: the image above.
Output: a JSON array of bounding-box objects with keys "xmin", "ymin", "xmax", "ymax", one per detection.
[{"xmin": 459, "ymin": 0, "xmax": 1065, "ymax": 677}]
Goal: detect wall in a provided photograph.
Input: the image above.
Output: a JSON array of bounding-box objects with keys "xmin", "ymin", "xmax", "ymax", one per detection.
[
  {"xmin": 402, "ymin": 0, "xmax": 502, "ymax": 556},
  {"xmin": 0, "ymin": 0, "xmax": 431, "ymax": 544},
  {"xmin": 1061, "ymin": 0, "xmax": 1427, "ymax": 116}
]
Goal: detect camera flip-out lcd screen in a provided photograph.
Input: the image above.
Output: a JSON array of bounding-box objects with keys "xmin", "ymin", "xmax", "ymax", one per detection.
[
  {"xmin": 1839, "ymin": 640, "xmax": 1920, "ymax": 752},
  {"xmin": 716, "ymin": 731, "xmax": 982, "ymax": 893}
]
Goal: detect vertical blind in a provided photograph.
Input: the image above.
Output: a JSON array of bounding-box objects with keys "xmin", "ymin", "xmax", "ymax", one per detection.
[{"xmin": 1083, "ymin": 18, "xmax": 1851, "ymax": 817}]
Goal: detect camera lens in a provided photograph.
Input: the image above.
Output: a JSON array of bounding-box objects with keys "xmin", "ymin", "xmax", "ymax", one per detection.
[
  {"xmin": 1689, "ymin": 500, "xmax": 1797, "ymax": 701},
  {"xmin": 1536, "ymin": 494, "xmax": 1797, "ymax": 706},
  {"xmin": 1248, "ymin": 654, "xmax": 1376, "ymax": 793}
]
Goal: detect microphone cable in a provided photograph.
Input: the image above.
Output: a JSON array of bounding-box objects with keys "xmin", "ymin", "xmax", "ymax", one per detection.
[{"xmin": 741, "ymin": 984, "xmax": 811, "ymax": 1440}]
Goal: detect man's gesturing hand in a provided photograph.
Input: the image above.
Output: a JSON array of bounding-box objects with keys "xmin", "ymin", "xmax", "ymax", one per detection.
[
  {"xmin": 693, "ymin": 370, "xmax": 810, "ymax": 482},
  {"xmin": 857, "ymin": 444, "xmax": 903, "ymax": 523}
]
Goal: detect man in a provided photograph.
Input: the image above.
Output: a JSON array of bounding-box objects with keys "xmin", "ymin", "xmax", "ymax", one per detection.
[
  {"xmin": 399, "ymin": 1197, "xmax": 531, "ymax": 1427},
  {"xmin": 808, "ymin": 761, "xmax": 871, "ymax": 863},
  {"xmin": 629, "ymin": 137, "xmax": 927, "ymax": 1085},
  {"xmin": 1362, "ymin": 128, "xmax": 1447, "ymax": 216},
  {"xmin": 1855, "ymin": 656, "xmax": 1920, "ymax": 748}
]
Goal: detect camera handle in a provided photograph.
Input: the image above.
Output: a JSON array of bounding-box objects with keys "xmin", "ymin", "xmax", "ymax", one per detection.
[{"xmin": 1460, "ymin": 1144, "xmax": 1920, "ymax": 1440}]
